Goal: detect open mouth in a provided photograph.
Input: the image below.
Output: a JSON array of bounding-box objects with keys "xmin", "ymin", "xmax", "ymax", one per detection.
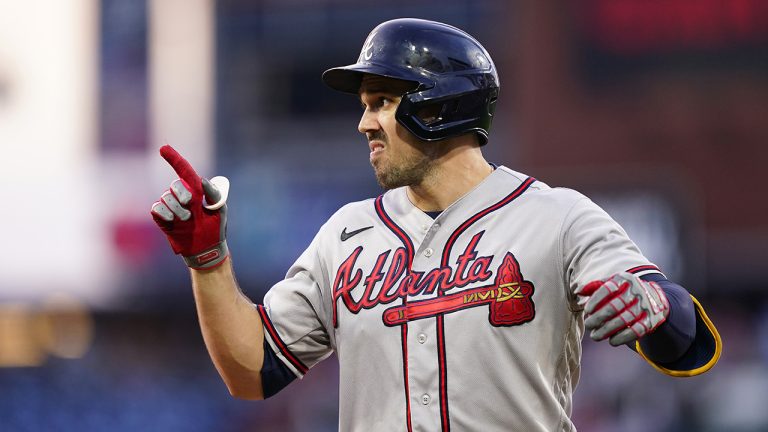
[{"xmin": 369, "ymin": 141, "xmax": 385, "ymax": 155}]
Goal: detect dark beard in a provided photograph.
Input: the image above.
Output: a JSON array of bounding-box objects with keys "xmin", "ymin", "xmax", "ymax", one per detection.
[{"xmin": 372, "ymin": 152, "xmax": 436, "ymax": 190}]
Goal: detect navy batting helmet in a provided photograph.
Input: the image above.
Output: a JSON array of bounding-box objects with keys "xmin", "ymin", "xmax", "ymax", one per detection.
[{"xmin": 322, "ymin": 18, "xmax": 499, "ymax": 145}]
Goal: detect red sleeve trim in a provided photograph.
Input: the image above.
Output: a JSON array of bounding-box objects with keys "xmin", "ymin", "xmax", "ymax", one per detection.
[{"xmin": 627, "ymin": 264, "xmax": 661, "ymax": 275}]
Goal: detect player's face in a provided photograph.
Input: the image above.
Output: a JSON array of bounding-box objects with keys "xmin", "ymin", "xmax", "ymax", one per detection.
[{"xmin": 358, "ymin": 75, "xmax": 439, "ymax": 190}]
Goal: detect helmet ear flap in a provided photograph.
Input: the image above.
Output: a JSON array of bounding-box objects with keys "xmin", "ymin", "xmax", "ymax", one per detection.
[
  {"xmin": 395, "ymin": 87, "xmax": 497, "ymax": 145},
  {"xmin": 487, "ymin": 91, "xmax": 498, "ymax": 116},
  {"xmin": 415, "ymin": 100, "xmax": 452, "ymax": 126}
]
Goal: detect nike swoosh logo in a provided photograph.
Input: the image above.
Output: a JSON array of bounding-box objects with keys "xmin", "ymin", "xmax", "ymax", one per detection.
[{"xmin": 341, "ymin": 226, "xmax": 373, "ymax": 242}]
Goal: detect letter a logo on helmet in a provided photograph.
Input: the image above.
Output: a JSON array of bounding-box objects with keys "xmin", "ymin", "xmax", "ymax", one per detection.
[
  {"xmin": 322, "ymin": 18, "xmax": 499, "ymax": 145},
  {"xmin": 361, "ymin": 31, "xmax": 377, "ymax": 61}
]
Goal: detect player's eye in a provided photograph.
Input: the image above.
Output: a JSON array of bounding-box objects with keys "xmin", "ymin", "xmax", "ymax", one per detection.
[{"xmin": 359, "ymin": 94, "xmax": 396, "ymax": 111}]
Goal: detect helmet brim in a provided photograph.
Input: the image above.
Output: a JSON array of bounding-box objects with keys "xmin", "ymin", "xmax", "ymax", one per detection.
[{"xmin": 322, "ymin": 62, "xmax": 425, "ymax": 94}]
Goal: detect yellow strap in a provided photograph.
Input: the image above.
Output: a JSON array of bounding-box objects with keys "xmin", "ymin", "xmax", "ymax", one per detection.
[{"xmin": 635, "ymin": 295, "xmax": 722, "ymax": 377}]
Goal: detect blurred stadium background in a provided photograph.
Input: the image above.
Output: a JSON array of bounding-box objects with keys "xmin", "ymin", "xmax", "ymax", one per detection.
[{"xmin": 1, "ymin": 0, "xmax": 767, "ymax": 430}]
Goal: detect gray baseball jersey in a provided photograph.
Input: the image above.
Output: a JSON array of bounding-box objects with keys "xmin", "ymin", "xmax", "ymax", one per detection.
[{"xmin": 258, "ymin": 167, "xmax": 661, "ymax": 431}]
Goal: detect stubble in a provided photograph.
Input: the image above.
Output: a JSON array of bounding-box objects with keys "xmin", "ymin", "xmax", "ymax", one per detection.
[{"xmin": 370, "ymin": 131, "xmax": 438, "ymax": 190}]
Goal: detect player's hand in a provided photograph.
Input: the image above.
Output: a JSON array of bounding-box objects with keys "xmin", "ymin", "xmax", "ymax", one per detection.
[
  {"xmin": 576, "ymin": 272, "xmax": 670, "ymax": 346},
  {"xmin": 150, "ymin": 145, "xmax": 231, "ymax": 269}
]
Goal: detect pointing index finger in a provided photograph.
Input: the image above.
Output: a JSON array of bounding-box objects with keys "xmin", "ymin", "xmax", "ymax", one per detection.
[{"xmin": 160, "ymin": 145, "xmax": 200, "ymax": 187}]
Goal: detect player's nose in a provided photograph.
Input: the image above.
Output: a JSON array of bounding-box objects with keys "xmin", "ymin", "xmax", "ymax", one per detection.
[{"xmin": 358, "ymin": 108, "xmax": 379, "ymax": 135}]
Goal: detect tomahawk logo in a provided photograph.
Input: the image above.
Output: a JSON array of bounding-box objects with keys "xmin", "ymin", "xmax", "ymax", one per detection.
[
  {"xmin": 382, "ymin": 252, "xmax": 536, "ymax": 327},
  {"xmin": 331, "ymin": 232, "xmax": 535, "ymax": 327}
]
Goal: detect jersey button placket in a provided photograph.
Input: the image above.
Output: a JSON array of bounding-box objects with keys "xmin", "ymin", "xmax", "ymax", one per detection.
[
  {"xmin": 409, "ymin": 220, "xmax": 440, "ymax": 430},
  {"xmin": 406, "ymin": 315, "xmax": 439, "ymax": 429}
]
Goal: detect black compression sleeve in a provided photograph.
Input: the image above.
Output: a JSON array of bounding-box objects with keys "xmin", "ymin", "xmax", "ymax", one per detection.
[
  {"xmin": 260, "ymin": 338, "xmax": 298, "ymax": 398},
  {"xmin": 637, "ymin": 274, "xmax": 696, "ymax": 364}
]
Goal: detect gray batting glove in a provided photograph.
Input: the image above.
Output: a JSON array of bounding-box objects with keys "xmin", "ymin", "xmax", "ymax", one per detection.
[{"xmin": 576, "ymin": 272, "xmax": 670, "ymax": 346}]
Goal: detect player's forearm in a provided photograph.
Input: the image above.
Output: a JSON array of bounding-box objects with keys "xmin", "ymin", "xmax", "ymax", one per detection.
[
  {"xmin": 191, "ymin": 258, "xmax": 266, "ymax": 400},
  {"xmin": 637, "ymin": 278, "xmax": 696, "ymax": 363}
]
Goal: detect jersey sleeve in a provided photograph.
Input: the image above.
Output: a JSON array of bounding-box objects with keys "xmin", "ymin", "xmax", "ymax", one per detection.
[
  {"xmin": 561, "ymin": 196, "xmax": 662, "ymax": 298},
  {"xmin": 561, "ymin": 196, "xmax": 722, "ymax": 376},
  {"xmin": 259, "ymin": 229, "xmax": 334, "ymax": 380}
]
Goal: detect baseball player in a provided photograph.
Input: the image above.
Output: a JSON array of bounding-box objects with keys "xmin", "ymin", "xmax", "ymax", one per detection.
[{"xmin": 151, "ymin": 18, "xmax": 721, "ymax": 431}]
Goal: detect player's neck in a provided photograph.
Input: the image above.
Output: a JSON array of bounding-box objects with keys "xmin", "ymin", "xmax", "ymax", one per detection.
[{"xmin": 406, "ymin": 140, "xmax": 493, "ymax": 212}]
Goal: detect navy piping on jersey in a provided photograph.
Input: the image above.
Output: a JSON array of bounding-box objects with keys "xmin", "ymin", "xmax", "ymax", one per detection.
[
  {"xmin": 436, "ymin": 176, "xmax": 536, "ymax": 432},
  {"xmin": 375, "ymin": 195, "xmax": 415, "ymax": 432}
]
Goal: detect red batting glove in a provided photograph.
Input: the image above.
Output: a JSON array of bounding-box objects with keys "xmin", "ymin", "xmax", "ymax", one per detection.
[
  {"xmin": 150, "ymin": 145, "xmax": 230, "ymax": 270},
  {"xmin": 576, "ymin": 272, "xmax": 670, "ymax": 346}
]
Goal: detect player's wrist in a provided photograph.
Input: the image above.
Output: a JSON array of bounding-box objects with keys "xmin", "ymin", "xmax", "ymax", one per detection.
[{"xmin": 183, "ymin": 240, "xmax": 230, "ymax": 270}]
